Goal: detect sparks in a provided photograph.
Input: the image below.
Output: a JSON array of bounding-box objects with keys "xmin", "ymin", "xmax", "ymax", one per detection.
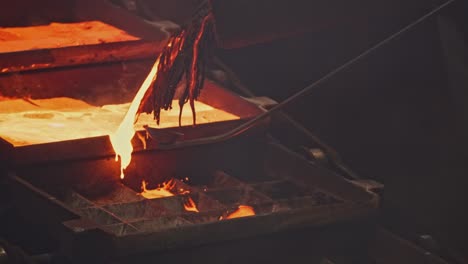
[{"xmin": 183, "ymin": 197, "xmax": 200, "ymax": 213}]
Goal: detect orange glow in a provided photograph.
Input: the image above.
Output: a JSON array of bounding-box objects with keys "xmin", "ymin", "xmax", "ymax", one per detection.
[
  {"xmin": 179, "ymin": 188, "xmax": 190, "ymax": 195},
  {"xmin": 221, "ymin": 205, "xmax": 256, "ymax": 220},
  {"xmin": 109, "ymin": 57, "xmax": 161, "ymax": 179},
  {"xmin": 1, "ymin": 14, "xmax": 222, "ymax": 183},
  {"xmin": 140, "ymin": 179, "xmax": 200, "ymax": 213},
  {"xmin": 184, "ymin": 197, "xmax": 200, "ymax": 213},
  {"xmin": 0, "ymin": 21, "xmax": 139, "ymax": 53},
  {"xmin": 0, "ymin": 97, "xmax": 238, "ymax": 147},
  {"xmin": 140, "ymin": 179, "xmax": 176, "ymax": 199},
  {"xmin": 109, "ymin": 25, "xmax": 185, "ymax": 179}
]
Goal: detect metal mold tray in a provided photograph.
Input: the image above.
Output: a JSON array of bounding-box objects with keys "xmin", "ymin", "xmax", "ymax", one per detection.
[
  {"xmin": 0, "ymin": 0, "xmax": 169, "ymax": 74},
  {"xmin": 7, "ymin": 140, "xmax": 379, "ymax": 260}
]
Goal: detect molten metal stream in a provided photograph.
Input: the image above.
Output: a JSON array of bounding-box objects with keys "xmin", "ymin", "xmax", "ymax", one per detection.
[
  {"xmin": 109, "ymin": 13, "xmax": 213, "ymax": 179},
  {"xmin": 109, "ymin": 58, "xmax": 161, "ymax": 179}
]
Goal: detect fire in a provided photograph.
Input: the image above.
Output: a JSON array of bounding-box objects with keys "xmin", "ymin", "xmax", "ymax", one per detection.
[
  {"xmin": 183, "ymin": 197, "xmax": 200, "ymax": 213},
  {"xmin": 140, "ymin": 179, "xmax": 200, "ymax": 213},
  {"xmin": 109, "ymin": 57, "xmax": 161, "ymax": 179},
  {"xmin": 140, "ymin": 179, "xmax": 175, "ymax": 199},
  {"xmin": 221, "ymin": 205, "xmax": 256, "ymax": 220}
]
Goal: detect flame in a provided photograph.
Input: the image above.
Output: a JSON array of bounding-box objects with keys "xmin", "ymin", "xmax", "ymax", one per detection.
[
  {"xmin": 109, "ymin": 57, "xmax": 161, "ymax": 179},
  {"xmin": 140, "ymin": 179, "xmax": 200, "ymax": 213},
  {"xmin": 140, "ymin": 179, "xmax": 176, "ymax": 199},
  {"xmin": 184, "ymin": 197, "xmax": 200, "ymax": 213},
  {"xmin": 221, "ymin": 205, "xmax": 256, "ymax": 220}
]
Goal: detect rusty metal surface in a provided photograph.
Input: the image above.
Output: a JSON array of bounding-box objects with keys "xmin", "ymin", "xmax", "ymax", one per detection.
[{"xmin": 7, "ymin": 140, "xmax": 378, "ymax": 260}]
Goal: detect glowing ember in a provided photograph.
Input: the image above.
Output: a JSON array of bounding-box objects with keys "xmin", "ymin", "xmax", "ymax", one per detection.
[
  {"xmin": 140, "ymin": 179, "xmax": 176, "ymax": 199},
  {"xmin": 221, "ymin": 205, "xmax": 256, "ymax": 220},
  {"xmin": 179, "ymin": 188, "xmax": 190, "ymax": 195},
  {"xmin": 109, "ymin": 57, "xmax": 161, "ymax": 179},
  {"xmin": 184, "ymin": 197, "xmax": 200, "ymax": 213}
]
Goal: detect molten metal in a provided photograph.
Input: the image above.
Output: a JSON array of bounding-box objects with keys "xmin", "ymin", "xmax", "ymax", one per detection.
[
  {"xmin": 140, "ymin": 179, "xmax": 200, "ymax": 213},
  {"xmin": 0, "ymin": 21, "xmax": 139, "ymax": 53},
  {"xmin": 109, "ymin": 57, "xmax": 161, "ymax": 179},
  {"xmin": 221, "ymin": 205, "xmax": 256, "ymax": 220},
  {"xmin": 140, "ymin": 179, "xmax": 176, "ymax": 199},
  {"xmin": 183, "ymin": 197, "xmax": 200, "ymax": 213},
  {"xmin": 109, "ymin": 11, "xmax": 215, "ymax": 179},
  {"xmin": 0, "ymin": 98, "xmax": 236, "ymax": 147}
]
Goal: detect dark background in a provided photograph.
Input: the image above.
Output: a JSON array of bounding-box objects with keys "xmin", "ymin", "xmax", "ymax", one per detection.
[{"xmin": 211, "ymin": 0, "xmax": 468, "ymax": 257}]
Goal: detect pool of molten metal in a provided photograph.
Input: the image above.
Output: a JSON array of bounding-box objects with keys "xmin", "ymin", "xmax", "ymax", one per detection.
[{"xmin": 0, "ymin": 97, "xmax": 239, "ymax": 146}]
